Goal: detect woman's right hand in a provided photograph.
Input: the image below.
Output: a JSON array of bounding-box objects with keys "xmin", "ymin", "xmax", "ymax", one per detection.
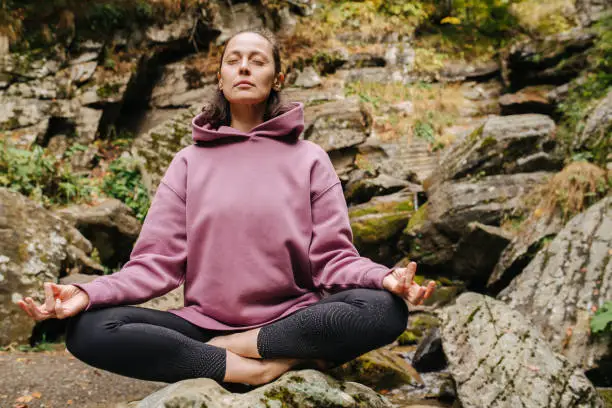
[{"xmin": 18, "ymin": 282, "xmax": 89, "ymax": 321}]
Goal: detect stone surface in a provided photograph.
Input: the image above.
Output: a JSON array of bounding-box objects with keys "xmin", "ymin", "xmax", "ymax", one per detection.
[
  {"xmin": 497, "ymin": 196, "xmax": 612, "ymax": 378},
  {"xmin": 54, "ymin": 198, "xmax": 141, "ymax": 268},
  {"xmin": 403, "ymin": 172, "xmax": 551, "ymax": 276},
  {"xmin": 435, "ymin": 292, "xmax": 604, "ymax": 408},
  {"xmin": 303, "ymin": 98, "xmax": 369, "ymax": 152},
  {"xmin": 573, "ymin": 88, "xmax": 612, "ymax": 164},
  {"xmin": 131, "ymin": 107, "xmax": 198, "ymax": 195},
  {"xmin": 125, "ymin": 369, "xmax": 393, "ymax": 407},
  {"xmin": 348, "ymin": 189, "xmax": 415, "ymax": 265},
  {"xmin": 424, "ymin": 114, "xmax": 559, "ymax": 194},
  {"xmin": 0, "ymin": 188, "xmax": 102, "ymax": 346}
]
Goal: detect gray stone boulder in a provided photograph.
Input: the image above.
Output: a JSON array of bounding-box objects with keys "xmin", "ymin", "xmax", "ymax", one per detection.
[
  {"xmin": 573, "ymin": 88, "xmax": 612, "ymax": 165},
  {"xmin": 497, "ymin": 196, "xmax": 612, "ymax": 380},
  {"xmin": 403, "ymin": 172, "xmax": 551, "ymax": 280},
  {"xmin": 435, "ymin": 292, "xmax": 604, "ymax": 408},
  {"xmin": 424, "ymin": 114, "xmax": 560, "ymax": 194},
  {"xmin": 0, "ymin": 188, "xmax": 102, "ymax": 346},
  {"xmin": 131, "ymin": 107, "xmax": 198, "ymax": 195},
  {"xmin": 54, "ymin": 198, "xmax": 141, "ymax": 268},
  {"xmin": 303, "ymin": 98, "xmax": 369, "ymax": 152},
  {"xmin": 121, "ymin": 369, "xmax": 392, "ymax": 408},
  {"xmin": 348, "ymin": 189, "xmax": 416, "ymax": 265}
]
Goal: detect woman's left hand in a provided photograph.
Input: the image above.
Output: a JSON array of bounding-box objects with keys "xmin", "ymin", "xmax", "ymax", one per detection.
[{"xmin": 382, "ymin": 261, "xmax": 436, "ymax": 306}]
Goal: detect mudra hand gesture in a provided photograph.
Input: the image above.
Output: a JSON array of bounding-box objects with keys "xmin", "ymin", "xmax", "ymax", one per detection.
[{"xmin": 382, "ymin": 261, "xmax": 436, "ymax": 306}]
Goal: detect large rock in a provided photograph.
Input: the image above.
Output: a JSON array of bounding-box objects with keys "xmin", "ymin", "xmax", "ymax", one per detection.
[
  {"xmin": 575, "ymin": 0, "xmax": 612, "ymax": 26},
  {"xmin": 149, "ymin": 59, "xmax": 217, "ymax": 108},
  {"xmin": 122, "ymin": 369, "xmax": 393, "ymax": 408},
  {"xmin": 403, "ymin": 172, "xmax": 551, "ymax": 279},
  {"xmin": 0, "ymin": 188, "xmax": 102, "ymax": 346},
  {"xmin": 435, "ymin": 292, "xmax": 604, "ymax": 408},
  {"xmin": 504, "ymin": 28, "xmax": 596, "ymax": 90},
  {"xmin": 54, "ymin": 198, "xmax": 141, "ymax": 268},
  {"xmin": 348, "ymin": 189, "xmax": 415, "ymax": 265},
  {"xmin": 497, "ymin": 196, "xmax": 612, "ymax": 382},
  {"xmin": 424, "ymin": 114, "xmax": 560, "ymax": 194},
  {"xmin": 573, "ymin": 88, "xmax": 612, "ymax": 165},
  {"xmin": 131, "ymin": 107, "xmax": 198, "ymax": 195},
  {"xmin": 303, "ymin": 98, "xmax": 370, "ymax": 152}
]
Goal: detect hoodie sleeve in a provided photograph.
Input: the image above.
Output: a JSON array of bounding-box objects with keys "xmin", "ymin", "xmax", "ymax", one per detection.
[
  {"xmin": 308, "ymin": 146, "xmax": 393, "ymax": 294},
  {"xmin": 72, "ymin": 152, "xmax": 188, "ymax": 311}
]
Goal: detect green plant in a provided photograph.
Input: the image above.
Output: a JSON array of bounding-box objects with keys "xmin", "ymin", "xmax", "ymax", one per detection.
[
  {"xmin": 0, "ymin": 140, "xmax": 97, "ymax": 206},
  {"xmin": 591, "ymin": 301, "xmax": 612, "ymax": 335},
  {"xmin": 414, "ymin": 120, "xmax": 435, "ymax": 143},
  {"xmin": 102, "ymin": 155, "xmax": 150, "ymax": 222}
]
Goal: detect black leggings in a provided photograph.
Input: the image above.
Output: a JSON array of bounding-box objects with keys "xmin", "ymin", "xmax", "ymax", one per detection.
[{"xmin": 65, "ymin": 288, "xmax": 408, "ymax": 385}]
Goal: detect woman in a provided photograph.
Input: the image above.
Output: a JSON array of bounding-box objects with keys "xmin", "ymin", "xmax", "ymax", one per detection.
[{"xmin": 18, "ymin": 28, "xmax": 436, "ymax": 389}]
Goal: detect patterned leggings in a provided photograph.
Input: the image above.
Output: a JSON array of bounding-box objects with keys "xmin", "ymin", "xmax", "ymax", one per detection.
[{"xmin": 64, "ymin": 288, "xmax": 408, "ymax": 387}]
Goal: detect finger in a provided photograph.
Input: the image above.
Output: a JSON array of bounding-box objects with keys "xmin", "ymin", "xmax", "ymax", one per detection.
[
  {"xmin": 402, "ymin": 268, "xmax": 410, "ymax": 295},
  {"xmin": 411, "ymin": 286, "xmax": 426, "ymax": 305},
  {"xmin": 18, "ymin": 301, "xmax": 35, "ymax": 319},
  {"xmin": 26, "ymin": 298, "xmax": 52, "ymax": 321},
  {"xmin": 407, "ymin": 262, "xmax": 417, "ymax": 284},
  {"xmin": 424, "ymin": 281, "xmax": 436, "ymax": 299},
  {"xmin": 55, "ymin": 298, "xmax": 64, "ymax": 319},
  {"xmin": 44, "ymin": 282, "xmax": 55, "ymax": 312}
]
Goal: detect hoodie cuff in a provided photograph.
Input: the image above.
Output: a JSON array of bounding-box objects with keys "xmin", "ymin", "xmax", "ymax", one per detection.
[
  {"xmin": 71, "ymin": 279, "xmax": 111, "ymax": 311},
  {"xmin": 361, "ymin": 266, "xmax": 394, "ymax": 290}
]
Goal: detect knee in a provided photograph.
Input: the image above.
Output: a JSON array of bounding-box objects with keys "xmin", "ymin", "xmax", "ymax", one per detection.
[
  {"xmin": 367, "ymin": 290, "xmax": 409, "ymax": 340},
  {"xmin": 65, "ymin": 312, "xmax": 95, "ymax": 359},
  {"xmin": 65, "ymin": 309, "xmax": 114, "ymax": 360}
]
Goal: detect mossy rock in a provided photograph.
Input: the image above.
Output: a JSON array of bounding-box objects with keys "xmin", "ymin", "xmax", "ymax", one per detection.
[
  {"xmin": 351, "ymin": 212, "xmax": 411, "ymax": 245},
  {"xmin": 328, "ymin": 349, "xmax": 422, "ymax": 391},
  {"xmin": 402, "ymin": 202, "xmax": 428, "ymax": 235},
  {"xmin": 598, "ymin": 388, "xmax": 612, "ymax": 408}
]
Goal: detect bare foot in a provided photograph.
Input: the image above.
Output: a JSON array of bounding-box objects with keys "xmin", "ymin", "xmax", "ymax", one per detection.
[{"xmin": 260, "ymin": 358, "xmax": 302, "ymax": 383}]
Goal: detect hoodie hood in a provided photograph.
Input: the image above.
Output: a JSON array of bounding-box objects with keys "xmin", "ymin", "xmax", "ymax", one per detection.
[{"xmin": 192, "ymin": 101, "xmax": 305, "ymax": 144}]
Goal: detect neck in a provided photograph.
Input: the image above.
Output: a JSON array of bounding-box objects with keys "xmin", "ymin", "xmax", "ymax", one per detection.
[{"xmin": 229, "ymin": 102, "xmax": 266, "ymax": 133}]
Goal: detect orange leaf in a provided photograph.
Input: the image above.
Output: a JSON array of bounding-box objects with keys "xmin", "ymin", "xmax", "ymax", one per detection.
[
  {"xmin": 15, "ymin": 395, "xmax": 33, "ymax": 403},
  {"xmin": 31, "ymin": 392, "xmax": 42, "ymax": 399}
]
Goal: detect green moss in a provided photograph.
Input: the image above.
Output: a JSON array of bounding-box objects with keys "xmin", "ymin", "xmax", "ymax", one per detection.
[
  {"xmin": 467, "ymin": 124, "xmax": 485, "ymax": 143},
  {"xmin": 466, "ymin": 305, "xmax": 482, "ymax": 324},
  {"xmin": 397, "ymin": 330, "xmax": 419, "ymax": 345},
  {"xmin": 96, "ymin": 82, "xmax": 122, "ymax": 99},
  {"xmin": 349, "ymin": 199, "xmax": 414, "ymax": 218},
  {"xmin": 352, "ymin": 213, "xmax": 411, "ymax": 244},
  {"xmin": 288, "ymin": 375, "xmax": 305, "ymax": 384},
  {"xmin": 478, "ymin": 135, "xmax": 498, "ymax": 151},
  {"xmin": 263, "ymin": 386, "xmax": 297, "ymax": 407},
  {"xmin": 403, "ymin": 202, "xmax": 428, "ymax": 234},
  {"xmin": 598, "ymin": 388, "xmax": 612, "ymax": 408}
]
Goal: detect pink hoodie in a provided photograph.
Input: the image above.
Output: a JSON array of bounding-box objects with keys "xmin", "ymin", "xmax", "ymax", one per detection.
[{"xmin": 72, "ymin": 101, "xmax": 394, "ymax": 330}]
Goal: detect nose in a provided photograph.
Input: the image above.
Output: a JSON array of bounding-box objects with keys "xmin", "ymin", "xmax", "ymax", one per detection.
[{"xmin": 239, "ymin": 57, "xmax": 250, "ymax": 71}]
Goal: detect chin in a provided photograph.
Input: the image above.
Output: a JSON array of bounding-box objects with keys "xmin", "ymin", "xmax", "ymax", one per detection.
[{"xmin": 227, "ymin": 95, "xmax": 268, "ymax": 105}]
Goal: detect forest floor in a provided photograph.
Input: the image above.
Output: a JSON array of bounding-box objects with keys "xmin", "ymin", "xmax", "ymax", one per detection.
[{"xmin": 0, "ymin": 343, "xmax": 166, "ymax": 408}]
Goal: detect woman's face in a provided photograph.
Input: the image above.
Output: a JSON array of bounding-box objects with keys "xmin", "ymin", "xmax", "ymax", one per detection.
[{"xmin": 218, "ymin": 32, "xmax": 280, "ymax": 105}]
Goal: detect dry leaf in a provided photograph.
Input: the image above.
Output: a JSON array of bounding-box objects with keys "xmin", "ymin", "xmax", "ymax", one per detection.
[
  {"xmin": 31, "ymin": 392, "xmax": 42, "ymax": 399},
  {"xmin": 15, "ymin": 395, "xmax": 33, "ymax": 403}
]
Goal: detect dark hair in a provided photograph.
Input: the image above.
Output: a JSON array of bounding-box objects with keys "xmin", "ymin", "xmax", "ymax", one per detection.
[{"xmin": 200, "ymin": 27, "xmax": 293, "ymax": 128}]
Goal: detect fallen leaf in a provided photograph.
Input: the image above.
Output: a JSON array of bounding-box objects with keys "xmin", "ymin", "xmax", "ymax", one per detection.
[
  {"xmin": 67, "ymin": 399, "xmax": 74, "ymax": 404},
  {"xmin": 15, "ymin": 395, "xmax": 33, "ymax": 403},
  {"xmin": 31, "ymin": 392, "xmax": 41, "ymax": 399}
]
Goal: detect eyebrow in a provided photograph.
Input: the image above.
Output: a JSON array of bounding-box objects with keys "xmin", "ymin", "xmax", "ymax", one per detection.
[{"xmin": 225, "ymin": 50, "xmax": 269, "ymax": 59}]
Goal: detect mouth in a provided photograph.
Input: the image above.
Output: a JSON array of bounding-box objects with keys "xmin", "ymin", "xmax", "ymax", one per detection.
[{"xmin": 235, "ymin": 81, "xmax": 255, "ymax": 87}]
